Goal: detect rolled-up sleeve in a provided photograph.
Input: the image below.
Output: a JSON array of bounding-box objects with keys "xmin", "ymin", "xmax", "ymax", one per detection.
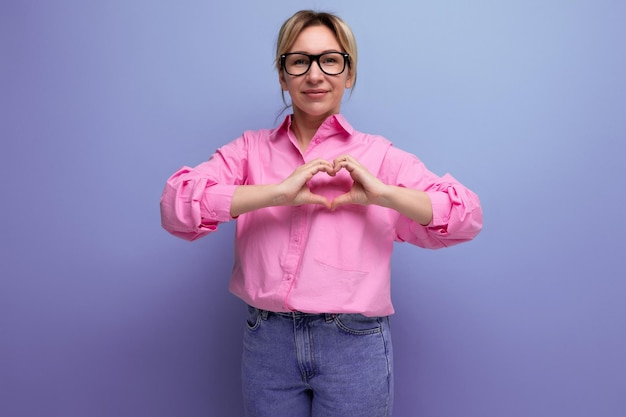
[
  {"xmin": 391, "ymin": 151, "xmax": 483, "ymax": 249},
  {"xmin": 160, "ymin": 138, "xmax": 246, "ymax": 241}
]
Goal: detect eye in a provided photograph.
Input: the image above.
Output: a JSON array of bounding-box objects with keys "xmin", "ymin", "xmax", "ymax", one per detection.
[
  {"xmin": 287, "ymin": 54, "xmax": 310, "ymax": 67},
  {"xmin": 321, "ymin": 53, "xmax": 344, "ymax": 67}
]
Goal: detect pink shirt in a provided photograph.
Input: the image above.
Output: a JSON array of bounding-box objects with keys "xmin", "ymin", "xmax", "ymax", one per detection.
[{"xmin": 160, "ymin": 114, "xmax": 482, "ymax": 316}]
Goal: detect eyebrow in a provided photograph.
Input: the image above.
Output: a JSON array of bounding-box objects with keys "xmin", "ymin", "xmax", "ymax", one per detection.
[{"xmin": 287, "ymin": 49, "xmax": 343, "ymax": 55}]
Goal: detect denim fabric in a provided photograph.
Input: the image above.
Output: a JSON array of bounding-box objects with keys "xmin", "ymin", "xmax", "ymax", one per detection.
[{"xmin": 241, "ymin": 306, "xmax": 394, "ymax": 417}]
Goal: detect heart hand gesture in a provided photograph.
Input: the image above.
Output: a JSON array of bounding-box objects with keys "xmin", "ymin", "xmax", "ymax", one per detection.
[
  {"xmin": 277, "ymin": 158, "xmax": 336, "ymax": 209},
  {"xmin": 277, "ymin": 155, "xmax": 386, "ymax": 210},
  {"xmin": 329, "ymin": 155, "xmax": 386, "ymax": 210},
  {"xmin": 232, "ymin": 154, "xmax": 432, "ymax": 225}
]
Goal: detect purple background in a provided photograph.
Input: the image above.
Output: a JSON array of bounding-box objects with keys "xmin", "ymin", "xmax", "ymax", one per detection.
[{"xmin": 2, "ymin": 1, "xmax": 625, "ymax": 416}]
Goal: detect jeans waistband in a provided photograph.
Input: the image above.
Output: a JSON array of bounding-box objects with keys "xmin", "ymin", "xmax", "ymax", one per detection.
[{"xmin": 249, "ymin": 305, "xmax": 337, "ymax": 321}]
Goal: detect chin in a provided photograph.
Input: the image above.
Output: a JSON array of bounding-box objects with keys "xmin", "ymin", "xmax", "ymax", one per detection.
[{"xmin": 298, "ymin": 105, "xmax": 340, "ymax": 118}]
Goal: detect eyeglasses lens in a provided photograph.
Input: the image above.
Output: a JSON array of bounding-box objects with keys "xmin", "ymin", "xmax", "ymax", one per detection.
[{"xmin": 284, "ymin": 53, "xmax": 346, "ymax": 76}]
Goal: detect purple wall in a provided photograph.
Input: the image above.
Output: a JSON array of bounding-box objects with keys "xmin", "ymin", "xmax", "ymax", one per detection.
[{"xmin": 2, "ymin": 1, "xmax": 625, "ymax": 416}]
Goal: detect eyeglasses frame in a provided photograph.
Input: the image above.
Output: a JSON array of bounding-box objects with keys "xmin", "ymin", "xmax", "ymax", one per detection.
[{"xmin": 280, "ymin": 52, "xmax": 351, "ymax": 76}]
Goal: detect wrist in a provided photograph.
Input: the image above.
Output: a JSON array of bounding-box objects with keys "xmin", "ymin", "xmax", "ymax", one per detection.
[{"xmin": 270, "ymin": 183, "xmax": 290, "ymax": 206}]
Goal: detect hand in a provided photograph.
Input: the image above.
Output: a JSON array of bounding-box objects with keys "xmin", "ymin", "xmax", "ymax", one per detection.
[
  {"xmin": 232, "ymin": 155, "xmax": 432, "ymax": 223},
  {"xmin": 330, "ymin": 154, "xmax": 387, "ymax": 210},
  {"xmin": 278, "ymin": 158, "xmax": 336, "ymax": 209}
]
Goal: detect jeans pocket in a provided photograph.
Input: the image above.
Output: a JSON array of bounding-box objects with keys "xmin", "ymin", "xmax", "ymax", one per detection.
[
  {"xmin": 245, "ymin": 305, "xmax": 263, "ymax": 331},
  {"xmin": 333, "ymin": 314, "xmax": 382, "ymax": 336}
]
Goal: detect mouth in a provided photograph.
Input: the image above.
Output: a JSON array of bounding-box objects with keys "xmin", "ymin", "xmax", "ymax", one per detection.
[{"xmin": 303, "ymin": 89, "xmax": 328, "ymax": 98}]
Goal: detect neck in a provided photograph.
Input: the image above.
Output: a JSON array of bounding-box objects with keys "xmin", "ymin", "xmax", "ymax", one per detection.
[{"xmin": 291, "ymin": 111, "xmax": 335, "ymax": 152}]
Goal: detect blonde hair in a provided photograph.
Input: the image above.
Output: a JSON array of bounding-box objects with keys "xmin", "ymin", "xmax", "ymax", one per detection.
[{"xmin": 275, "ymin": 10, "xmax": 358, "ymax": 87}]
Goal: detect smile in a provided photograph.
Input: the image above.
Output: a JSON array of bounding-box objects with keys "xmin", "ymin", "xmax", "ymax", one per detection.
[{"xmin": 304, "ymin": 89, "xmax": 328, "ymax": 98}]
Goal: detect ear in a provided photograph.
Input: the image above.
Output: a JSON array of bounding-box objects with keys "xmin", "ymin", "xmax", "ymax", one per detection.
[
  {"xmin": 279, "ymin": 71, "xmax": 288, "ymax": 91},
  {"xmin": 345, "ymin": 70, "xmax": 354, "ymax": 89}
]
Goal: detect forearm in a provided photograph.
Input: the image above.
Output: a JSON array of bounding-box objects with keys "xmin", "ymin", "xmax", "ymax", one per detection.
[
  {"xmin": 376, "ymin": 185, "xmax": 433, "ymax": 226},
  {"xmin": 230, "ymin": 184, "xmax": 286, "ymax": 217}
]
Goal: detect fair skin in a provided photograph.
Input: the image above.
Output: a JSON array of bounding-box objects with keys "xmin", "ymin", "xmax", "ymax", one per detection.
[
  {"xmin": 230, "ymin": 25, "xmax": 433, "ymax": 226},
  {"xmin": 278, "ymin": 25, "xmax": 354, "ymax": 151}
]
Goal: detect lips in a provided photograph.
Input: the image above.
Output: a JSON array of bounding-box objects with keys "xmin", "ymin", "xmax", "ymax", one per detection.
[{"xmin": 304, "ymin": 89, "xmax": 328, "ymax": 98}]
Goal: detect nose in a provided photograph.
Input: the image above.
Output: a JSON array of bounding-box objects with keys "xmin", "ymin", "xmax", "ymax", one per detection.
[{"xmin": 306, "ymin": 58, "xmax": 325, "ymax": 81}]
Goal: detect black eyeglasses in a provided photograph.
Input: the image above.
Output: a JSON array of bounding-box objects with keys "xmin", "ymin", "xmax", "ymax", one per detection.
[{"xmin": 280, "ymin": 52, "xmax": 351, "ymax": 76}]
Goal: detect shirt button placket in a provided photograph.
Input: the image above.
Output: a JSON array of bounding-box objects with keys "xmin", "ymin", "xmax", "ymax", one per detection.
[{"xmin": 281, "ymin": 207, "xmax": 306, "ymax": 304}]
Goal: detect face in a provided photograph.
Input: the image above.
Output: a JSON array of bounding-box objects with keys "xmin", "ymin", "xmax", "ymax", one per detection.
[{"xmin": 279, "ymin": 25, "xmax": 354, "ymax": 122}]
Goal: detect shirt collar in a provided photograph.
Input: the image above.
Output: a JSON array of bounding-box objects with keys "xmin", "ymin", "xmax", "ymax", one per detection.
[{"xmin": 276, "ymin": 113, "xmax": 354, "ymax": 137}]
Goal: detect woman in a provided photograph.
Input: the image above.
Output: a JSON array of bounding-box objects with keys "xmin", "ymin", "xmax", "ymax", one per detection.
[{"xmin": 160, "ymin": 10, "xmax": 482, "ymax": 417}]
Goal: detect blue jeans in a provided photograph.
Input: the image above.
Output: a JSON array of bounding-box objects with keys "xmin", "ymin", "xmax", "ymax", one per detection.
[{"xmin": 241, "ymin": 306, "xmax": 394, "ymax": 417}]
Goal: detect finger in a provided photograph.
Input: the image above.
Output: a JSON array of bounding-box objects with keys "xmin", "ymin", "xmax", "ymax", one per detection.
[
  {"xmin": 332, "ymin": 155, "xmax": 350, "ymax": 173},
  {"xmin": 309, "ymin": 159, "xmax": 334, "ymax": 174},
  {"xmin": 303, "ymin": 160, "xmax": 330, "ymax": 177},
  {"xmin": 333, "ymin": 155, "xmax": 349, "ymax": 165},
  {"xmin": 310, "ymin": 166, "xmax": 334, "ymax": 178},
  {"xmin": 311, "ymin": 158, "xmax": 333, "ymax": 167},
  {"xmin": 330, "ymin": 192, "xmax": 351, "ymax": 211},
  {"xmin": 307, "ymin": 194, "xmax": 332, "ymax": 209},
  {"xmin": 318, "ymin": 162, "xmax": 336, "ymax": 174}
]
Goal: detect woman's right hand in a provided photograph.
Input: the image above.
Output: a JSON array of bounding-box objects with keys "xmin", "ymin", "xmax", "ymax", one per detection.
[
  {"xmin": 277, "ymin": 158, "xmax": 335, "ymax": 208},
  {"xmin": 230, "ymin": 159, "xmax": 335, "ymax": 217}
]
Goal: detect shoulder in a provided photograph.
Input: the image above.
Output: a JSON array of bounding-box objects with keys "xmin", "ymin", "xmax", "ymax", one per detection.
[
  {"xmin": 241, "ymin": 127, "xmax": 276, "ymax": 141},
  {"xmin": 241, "ymin": 116, "xmax": 290, "ymax": 144},
  {"xmin": 221, "ymin": 126, "xmax": 279, "ymax": 151},
  {"xmin": 355, "ymin": 132, "xmax": 425, "ymax": 178},
  {"xmin": 351, "ymin": 128, "xmax": 410, "ymax": 159},
  {"xmin": 336, "ymin": 115, "xmax": 394, "ymax": 148},
  {"xmin": 352, "ymin": 129, "xmax": 391, "ymax": 145}
]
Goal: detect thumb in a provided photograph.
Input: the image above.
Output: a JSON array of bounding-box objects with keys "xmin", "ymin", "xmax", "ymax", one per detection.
[
  {"xmin": 306, "ymin": 193, "xmax": 332, "ymax": 209},
  {"xmin": 330, "ymin": 192, "xmax": 351, "ymax": 211}
]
